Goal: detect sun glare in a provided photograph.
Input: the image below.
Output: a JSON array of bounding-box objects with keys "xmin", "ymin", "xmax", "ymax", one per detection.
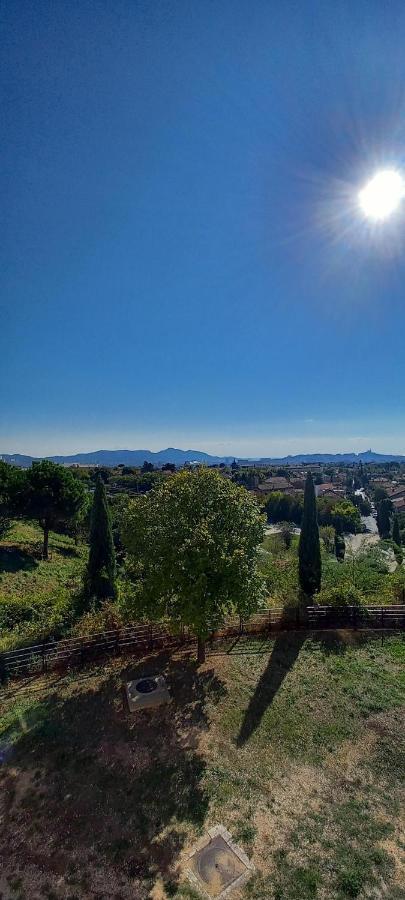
[{"xmin": 358, "ymin": 169, "xmax": 405, "ymax": 221}]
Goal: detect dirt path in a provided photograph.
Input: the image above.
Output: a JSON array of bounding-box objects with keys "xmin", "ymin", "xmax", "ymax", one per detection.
[{"xmin": 345, "ymin": 531, "xmax": 398, "ymax": 572}]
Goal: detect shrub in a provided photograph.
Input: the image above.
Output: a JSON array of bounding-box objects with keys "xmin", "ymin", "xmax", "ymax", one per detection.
[
  {"xmin": 316, "ymin": 584, "xmax": 364, "ymax": 607},
  {"xmin": 72, "ymin": 600, "xmax": 125, "ymax": 637},
  {"xmin": 319, "ymin": 525, "xmax": 335, "ymax": 553},
  {"xmin": 387, "ymin": 566, "xmax": 405, "ymax": 603},
  {"xmin": 334, "ymin": 531, "xmax": 345, "ymax": 560},
  {"xmin": 280, "ymin": 522, "xmax": 294, "ymax": 549}
]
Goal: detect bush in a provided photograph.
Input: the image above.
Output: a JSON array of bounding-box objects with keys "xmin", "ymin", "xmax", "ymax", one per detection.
[
  {"xmin": 0, "ymin": 596, "xmax": 36, "ymax": 630},
  {"xmin": 387, "ymin": 566, "xmax": 405, "ymax": 603},
  {"xmin": 317, "ymin": 584, "xmax": 364, "ymax": 607},
  {"xmin": 72, "ymin": 600, "xmax": 125, "ymax": 637},
  {"xmin": 0, "ymin": 589, "xmax": 74, "ymax": 652},
  {"xmin": 280, "ymin": 522, "xmax": 294, "ymax": 549},
  {"xmin": 258, "ymin": 546, "xmax": 298, "ymax": 607},
  {"xmin": 319, "ymin": 525, "xmax": 335, "ymax": 553},
  {"xmin": 334, "ymin": 531, "xmax": 345, "ymax": 560},
  {"xmin": 393, "ymin": 543, "xmax": 403, "ymax": 565}
]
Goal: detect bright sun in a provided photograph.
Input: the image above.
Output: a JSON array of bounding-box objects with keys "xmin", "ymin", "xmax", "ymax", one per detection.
[{"xmin": 358, "ymin": 169, "xmax": 405, "ymax": 221}]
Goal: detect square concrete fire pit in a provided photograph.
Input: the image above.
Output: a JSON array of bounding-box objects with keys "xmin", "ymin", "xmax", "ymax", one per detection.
[
  {"xmin": 186, "ymin": 825, "xmax": 254, "ymax": 898},
  {"xmin": 125, "ymin": 675, "xmax": 170, "ymax": 712}
]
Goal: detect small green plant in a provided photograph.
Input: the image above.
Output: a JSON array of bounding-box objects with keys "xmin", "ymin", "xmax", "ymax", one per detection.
[
  {"xmin": 337, "ymin": 868, "xmax": 364, "ymax": 897},
  {"xmin": 317, "ymin": 584, "xmax": 363, "ymax": 606}
]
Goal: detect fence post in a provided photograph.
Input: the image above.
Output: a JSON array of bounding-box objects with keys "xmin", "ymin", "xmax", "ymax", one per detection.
[
  {"xmin": 0, "ymin": 653, "xmax": 6, "ymax": 684},
  {"xmin": 115, "ymin": 629, "xmax": 120, "ymax": 655},
  {"xmin": 148, "ymin": 624, "xmax": 154, "ymax": 651},
  {"xmin": 80, "ymin": 638, "xmax": 85, "ymax": 667},
  {"xmin": 42, "ymin": 638, "xmax": 47, "ymax": 675}
]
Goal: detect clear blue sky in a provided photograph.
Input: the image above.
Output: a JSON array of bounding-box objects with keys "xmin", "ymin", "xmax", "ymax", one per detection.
[{"xmin": 2, "ymin": 0, "xmax": 405, "ymax": 457}]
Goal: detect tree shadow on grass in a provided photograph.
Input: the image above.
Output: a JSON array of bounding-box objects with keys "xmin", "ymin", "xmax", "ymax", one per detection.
[
  {"xmin": 1, "ymin": 651, "xmax": 226, "ymax": 896},
  {"xmin": 0, "ymin": 546, "xmax": 38, "ymax": 574},
  {"xmin": 54, "ymin": 545, "xmax": 82, "ymax": 558},
  {"xmin": 121, "ymin": 648, "xmax": 227, "ymax": 732},
  {"xmin": 310, "ymin": 629, "xmax": 377, "ymax": 656},
  {"xmin": 235, "ymin": 628, "xmax": 387, "ymax": 746},
  {"xmin": 236, "ymin": 631, "xmax": 307, "ymax": 747}
]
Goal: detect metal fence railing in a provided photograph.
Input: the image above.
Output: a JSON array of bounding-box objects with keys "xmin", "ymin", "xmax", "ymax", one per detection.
[{"xmin": 1, "ymin": 605, "xmax": 404, "ymax": 680}]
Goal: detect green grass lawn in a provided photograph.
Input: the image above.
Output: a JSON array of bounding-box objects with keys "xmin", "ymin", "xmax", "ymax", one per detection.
[
  {"xmin": 0, "ymin": 631, "xmax": 404, "ymax": 899},
  {"xmin": 0, "ymin": 521, "xmax": 87, "ymax": 651}
]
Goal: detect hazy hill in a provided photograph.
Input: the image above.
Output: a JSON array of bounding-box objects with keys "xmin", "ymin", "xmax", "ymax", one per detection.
[{"xmin": 1, "ymin": 448, "xmax": 405, "ymax": 468}]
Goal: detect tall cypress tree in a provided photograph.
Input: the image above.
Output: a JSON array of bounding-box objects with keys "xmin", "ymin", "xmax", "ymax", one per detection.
[
  {"xmin": 85, "ymin": 474, "xmax": 116, "ymax": 600},
  {"xmin": 298, "ymin": 472, "xmax": 321, "ymax": 596},
  {"xmin": 392, "ymin": 513, "xmax": 401, "ymax": 546},
  {"xmin": 376, "ymin": 498, "xmax": 392, "ymax": 539}
]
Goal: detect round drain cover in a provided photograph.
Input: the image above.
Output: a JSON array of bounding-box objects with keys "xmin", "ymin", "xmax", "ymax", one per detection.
[
  {"xmin": 197, "ymin": 845, "xmax": 239, "ymax": 888},
  {"xmin": 135, "ymin": 677, "xmax": 158, "ymax": 694}
]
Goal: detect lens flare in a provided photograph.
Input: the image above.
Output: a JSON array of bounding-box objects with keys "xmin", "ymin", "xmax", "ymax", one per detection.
[{"xmin": 358, "ymin": 169, "xmax": 405, "ymax": 221}]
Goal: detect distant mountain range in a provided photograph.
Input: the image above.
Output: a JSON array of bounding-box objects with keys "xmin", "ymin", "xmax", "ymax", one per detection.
[{"xmin": 1, "ymin": 448, "xmax": 405, "ymax": 468}]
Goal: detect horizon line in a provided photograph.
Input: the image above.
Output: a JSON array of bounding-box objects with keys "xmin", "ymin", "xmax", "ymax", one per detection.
[{"xmin": 2, "ymin": 445, "xmax": 405, "ymax": 461}]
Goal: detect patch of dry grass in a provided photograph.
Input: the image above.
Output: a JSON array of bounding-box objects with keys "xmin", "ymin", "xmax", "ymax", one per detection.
[{"xmin": 0, "ymin": 632, "xmax": 404, "ymax": 899}]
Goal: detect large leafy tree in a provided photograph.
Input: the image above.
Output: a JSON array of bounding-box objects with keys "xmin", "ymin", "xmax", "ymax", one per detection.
[
  {"xmin": 85, "ymin": 473, "xmax": 116, "ymax": 601},
  {"xmin": 23, "ymin": 460, "xmax": 86, "ymax": 559},
  {"xmin": 122, "ymin": 468, "xmax": 265, "ymax": 662},
  {"xmin": 317, "ymin": 497, "xmax": 361, "ymax": 534},
  {"xmin": 298, "ymin": 472, "xmax": 321, "ymax": 596}
]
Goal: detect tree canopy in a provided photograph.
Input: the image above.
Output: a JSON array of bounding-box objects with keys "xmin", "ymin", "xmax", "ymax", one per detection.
[
  {"xmin": 0, "ymin": 461, "xmax": 25, "ymax": 537},
  {"xmin": 265, "ymin": 490, "xmax": 360, "ymax": 534},
  {"xmin": 22, "ymin": 460, "xmax": 86, "ymax": 558},
  {"xmin": 122, "ymin": 468, "xmax": 265, "ymax": 661}
]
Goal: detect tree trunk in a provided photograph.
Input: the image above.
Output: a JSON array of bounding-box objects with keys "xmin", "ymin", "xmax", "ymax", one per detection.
[
  {"xmin": 197, "ymin": 636, "xmax": 206, "ymax": 664},
  {"xmin": 43, "ymin": 525, "xmax": 49, "ymax": 560}
]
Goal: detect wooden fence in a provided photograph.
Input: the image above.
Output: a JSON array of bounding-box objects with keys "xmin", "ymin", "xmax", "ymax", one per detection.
[{"xmin": 1, "ymin": 605, "xmax": 404, "ymax": 680}]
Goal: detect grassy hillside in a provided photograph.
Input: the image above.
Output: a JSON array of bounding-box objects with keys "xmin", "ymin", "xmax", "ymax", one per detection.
[
  {"xmin": 259, "ymin": 531, "xmax": 405, "ymax": 607},
  {"xmin": 0, "ymin": 632, "xmax": 403, "ymax": 899},
  {"xmin": 0, "ymin": 521, "xmax": 87, "ymax": 652}
]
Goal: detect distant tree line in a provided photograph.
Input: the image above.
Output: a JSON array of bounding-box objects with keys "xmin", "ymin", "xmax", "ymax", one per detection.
[{"xmin": 264, "ymin": 490, "xmax": 361, "ymax": 534}]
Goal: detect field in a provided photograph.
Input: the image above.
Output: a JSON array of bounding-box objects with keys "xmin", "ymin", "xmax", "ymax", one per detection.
[
  {"xmin": 1, "ymin": 520, "xmax": 404, "ymax": 660},
  {"xmin": 0, "ymin": 631, "xmax": 404, "ymax": 900},
  {"xmin": 0, "ymin": 522, "xmax": 86, "ymax": 652}
]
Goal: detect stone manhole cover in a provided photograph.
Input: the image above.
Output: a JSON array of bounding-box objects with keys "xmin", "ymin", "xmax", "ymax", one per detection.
[
  {"xmin": 187, "ymin": 826, "xmax": 254, "ymax": 898},
  {"xmin": 194, "ymin": 836, "xmax": 246, "ymax": 894}
]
